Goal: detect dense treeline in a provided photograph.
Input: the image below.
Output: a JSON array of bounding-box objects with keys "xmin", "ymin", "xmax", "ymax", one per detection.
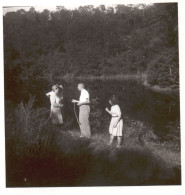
[{"xmin": 4, "ymin": 3, "xmax": 178, "ymax": 98}]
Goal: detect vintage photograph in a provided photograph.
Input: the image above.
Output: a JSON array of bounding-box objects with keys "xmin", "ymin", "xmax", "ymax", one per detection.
[{"xmin": 3, "ymin": 2, "xmax": 180, "ymax": 187}]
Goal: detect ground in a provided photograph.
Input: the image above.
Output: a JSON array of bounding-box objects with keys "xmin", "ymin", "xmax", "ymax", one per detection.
[{"xmin": 6, "ymin": 116, "xmax": 181, "ymax": 187}]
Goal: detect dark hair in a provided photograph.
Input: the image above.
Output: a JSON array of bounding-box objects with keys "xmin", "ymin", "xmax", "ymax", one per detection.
[{"xmin": 109, "ymin": 95, "xmax": 119, "ymax": 105}]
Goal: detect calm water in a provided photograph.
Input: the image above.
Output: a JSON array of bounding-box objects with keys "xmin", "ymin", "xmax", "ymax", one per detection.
[{"xmin": 6, "ymin": 78, "xmax": 180, "ymax": 135}]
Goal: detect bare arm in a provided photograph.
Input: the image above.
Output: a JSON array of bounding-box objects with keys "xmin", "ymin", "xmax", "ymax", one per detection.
[
  {"xmin": 46, "ymin": 92, "xmax": 51, "ymax": 97},
  {"xmin": 113, "ymin": 106, "xmax": 122, "ymax": 127},
  {"xmin": 114, "ymin": 114, "xmax": 121, "ymax": 127},
  {"xmin": 77, "ymin": 98, "xmax": 90, "ymax": 106},
  {"xmin": 105, "ymin": 108, "xmax": 118, "ymax": 116},
  {"xmin": 72, "ymin": 99, "xmax": 90, "ymax": 106}
]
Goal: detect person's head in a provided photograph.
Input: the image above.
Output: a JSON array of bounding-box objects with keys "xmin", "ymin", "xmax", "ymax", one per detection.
[
  {"xmin": 55, "ymin": 84, "xmax": 63, "ymax": 93},
  {"xmin": 52, "ymin": 85, "xmax": 59, "ymax": 94},
  {"xmin": 55, "ymin": 84, "xmax": 63, "ymax": 90},
  {"xmin": 78, "ymin": 83, "xmax": 85, "ymax": 91},
  {"xmin": 109, "ymin": 95, "xmax": 119, "ymax": 106}
]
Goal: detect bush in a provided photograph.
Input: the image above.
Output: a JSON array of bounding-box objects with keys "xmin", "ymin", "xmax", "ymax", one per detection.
[
  {"xmin": 147, "ymin": 48, "xmax": 179, "ymax": 88},
  {"xmin": 5, "ymin": 96, "xmax": 181, "ymax": 187}
]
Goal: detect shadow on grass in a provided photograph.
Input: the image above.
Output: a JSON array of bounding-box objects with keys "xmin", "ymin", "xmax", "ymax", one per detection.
[
  {"xmin": 5, "ymin": 97, "xmax": 181, "ymax": 187},
  {"xmin": 6, "ymin": 125, "xmax": 181, "ymax": 187}
]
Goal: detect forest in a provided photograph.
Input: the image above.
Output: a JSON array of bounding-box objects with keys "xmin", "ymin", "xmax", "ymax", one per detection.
[{"xmin": 4, "ymin": 3, "xmax": 178, "ymax": 102}]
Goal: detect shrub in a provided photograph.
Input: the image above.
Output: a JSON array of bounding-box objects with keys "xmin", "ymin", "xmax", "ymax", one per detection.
[
  {"xmin": 5, "ymin": 95, "xmax": 181, "ymax": 187},
  {"xmin": 147, "ymin": 48, "xmax": 179, "ymax": 88}
]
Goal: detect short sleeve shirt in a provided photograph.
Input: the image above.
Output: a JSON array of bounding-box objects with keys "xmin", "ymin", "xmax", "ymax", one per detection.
[
  {"xmin": 111, "ymin": 105, "xmax": 122, "ymax": 117},
  {"xmin": 79, "ymin": 89, "xmax": 89, "ymax": 103},
  {"xmin": 46, "ymin": 91, "xmax": 55, "ymax": 96}
]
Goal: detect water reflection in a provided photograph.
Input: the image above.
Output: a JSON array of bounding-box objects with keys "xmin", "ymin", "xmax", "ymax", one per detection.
[{"xmin": 6, "ymin": 78, "xmax": 180, "ymax": 135}]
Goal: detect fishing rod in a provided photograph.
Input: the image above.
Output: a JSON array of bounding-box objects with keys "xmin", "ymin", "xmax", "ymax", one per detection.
[
  {"xmin": 73, "ymin": 97, "xmax": 99, "ymax": 126},
  {"xmin": 73, "ymin": 103, "xmax": 81, "ymax": 126}
]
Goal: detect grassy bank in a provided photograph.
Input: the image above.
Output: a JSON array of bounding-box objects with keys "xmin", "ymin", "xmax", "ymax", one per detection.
[{"xmin": 5, "ymin": 97, "xmax": 181, "ymax": 187}]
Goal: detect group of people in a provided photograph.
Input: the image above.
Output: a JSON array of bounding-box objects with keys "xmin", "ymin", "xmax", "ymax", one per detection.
[{"xmin": 46, "ymin": 83, "xmax": 123, "ymax": 148}]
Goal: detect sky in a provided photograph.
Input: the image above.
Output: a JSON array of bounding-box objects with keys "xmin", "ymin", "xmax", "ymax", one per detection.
[
  {"xmin": 2, "ymin": 0, "xmax": 179, "ymax": 15},
  {"xmin": 3, "ymin": 4, "xmax": 122, "ymax": 15},
  {"xmin": 3, "ymin": 3, "xmax": 153, "ymax": 15},
  {"xmin": 3, "ymin": 6, "xmax": 78, "ymax": 15}
]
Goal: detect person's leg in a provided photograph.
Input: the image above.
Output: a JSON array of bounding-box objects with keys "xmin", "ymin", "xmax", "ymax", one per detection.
[
  {"xmin": 79, "ymin": 106, "xmax": 91, "ymax": 138},
  {"xmin": 79, "ymin": 106, "xmax": 85, "ymax": 137},
  {"xmin": 83, "ymin": 106, "xmax": 91, "ymax": 138},
  {"xmin": 58, "ymin": 123, "xmax": 65, "ymax": 132},
  {"xmin": 109, "ymin": 134, "xmax": 114, "ymax": 145},
  {"xmin": 116, "ymin": 136, "xmax": 122, "ymax": 148}
]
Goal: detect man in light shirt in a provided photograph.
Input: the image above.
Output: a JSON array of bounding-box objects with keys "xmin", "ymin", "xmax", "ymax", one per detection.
[{"xmin": 72, "ymin": 83, "xmax": 91, "ymax": 138}]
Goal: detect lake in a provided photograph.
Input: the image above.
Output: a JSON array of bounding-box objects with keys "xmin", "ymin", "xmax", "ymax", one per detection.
[{"xmin": 6, "ymin": 77, "xmax": 180, "ymax": 137}]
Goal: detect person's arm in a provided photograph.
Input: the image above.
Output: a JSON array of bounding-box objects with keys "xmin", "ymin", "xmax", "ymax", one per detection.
[
  {"xmin": 105, "ymin": 108, "xmax": 118, "ymax": 116},
  {"xmin": 105, "ymin": 108, "xmax": 112, "ymax": 115},
  {"xmin": 72, "ymin": 91, "xmax": 90, "ymax": 106},
  {"xmin": 46, "ymin": 92, "xmax": 51, "ymax": 97},
  {"xmin": 72, "ymin": 99, "xmax": 89, "ymax": 105},
  {"xmin": 113, "ymin": 106, "xmax": 122, "ymax": 128},
  {"xmin": 72, "ymin": 99, "xmax": 79, "ymax": 103},
  {"xmin": 77, "ymin": 98, "xmax": 89, "ymax": 106},
  {"xmin": 50, "ymin": 95, "xmax": 63, "ymax": 108}
]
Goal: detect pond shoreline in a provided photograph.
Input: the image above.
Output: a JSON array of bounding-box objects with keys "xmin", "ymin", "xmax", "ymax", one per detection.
[{"xmin": 52, "ymin": 73, "xmax": 179, "ymax": 95}]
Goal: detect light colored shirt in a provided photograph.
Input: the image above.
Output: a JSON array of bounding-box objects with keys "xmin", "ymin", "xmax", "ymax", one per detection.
[
  {"xmin": 111, "ymin": 105, "xmax": 122, "ymax": 117},
  {"xmin": 46, "ymin": 91, "xmax": 55, "ymax": 97},
  {"xmin": 50, "ymin": 93, "xmax": 62, "ymax": 108},
  {"xmin": 46, "ymin": 91, "xmax": 63, "ymax": 102},
  {"xmin": 79, "ymin": 89, "xmax": 89, "ymax": 103}
]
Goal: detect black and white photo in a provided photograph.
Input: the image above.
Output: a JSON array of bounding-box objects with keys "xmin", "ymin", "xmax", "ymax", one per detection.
[{"xmin": 3, "ymin": 1, "xmax": 181, "ymax": 188}]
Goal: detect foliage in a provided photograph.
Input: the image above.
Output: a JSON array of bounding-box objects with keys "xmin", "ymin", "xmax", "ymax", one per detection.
[
  {"xmin": 147, "ymin": 47, "xmax": 179, "ymax": 88},
  {"xmin": 4, "ymin": 3, "xmax": 179, "ymax": 103},
  {"xmin": 6, "ymin": 96, "xmax": 180, "ymax": 186},
  {"xmin": 6, "ymin": 95, "xmax": 50, "ymax": 156}
]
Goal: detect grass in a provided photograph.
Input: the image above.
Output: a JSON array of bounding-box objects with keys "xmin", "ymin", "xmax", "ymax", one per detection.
[{"xmin": 5, "ymin": 96, "xmax": 181, "ymax": 187}]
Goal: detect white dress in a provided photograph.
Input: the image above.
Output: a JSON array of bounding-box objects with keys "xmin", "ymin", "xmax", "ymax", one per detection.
[
  {"xmin": 50, "ymin": 93, "xmax": 63, "ymax": 124},
  {"xmin": 109, "ymin": 105, "xmax": 123, "ymax": 136}
]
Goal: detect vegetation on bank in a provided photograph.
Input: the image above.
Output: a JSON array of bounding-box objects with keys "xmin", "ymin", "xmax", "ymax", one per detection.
[
  {"xmin": 6, "ymin": 96, "xmax": 180, "ymax": 186},
  {"xmin": 4, "ymin": 3, "xmax": 179, "ymax": 103}
]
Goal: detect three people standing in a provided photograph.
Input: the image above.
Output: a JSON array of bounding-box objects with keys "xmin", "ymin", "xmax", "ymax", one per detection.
[{"xmin": 46, "ymin": 83, "xmax": 123, "ymax": 147}]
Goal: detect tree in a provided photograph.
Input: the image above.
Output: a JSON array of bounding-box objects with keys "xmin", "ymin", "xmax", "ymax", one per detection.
[{"xmin": 3, "ymin": 3, "xmax": 179, "ymax": 104}]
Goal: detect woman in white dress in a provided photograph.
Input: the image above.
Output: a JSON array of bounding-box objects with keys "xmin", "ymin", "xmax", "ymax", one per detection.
[
  {"xmin": 105, "ymin": 95, "xmax": 123, "ymax": 148},
  {"xmin": 47, "ymin": 85, "xmax": 63, "ymax": 125}
]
